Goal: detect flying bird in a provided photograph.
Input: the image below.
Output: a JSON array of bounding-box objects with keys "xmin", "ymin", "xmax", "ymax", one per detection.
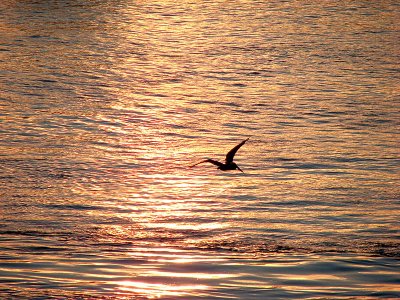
[{"xmin": 190, "ymin": 138, "xmax": 249, "ymax": 172}]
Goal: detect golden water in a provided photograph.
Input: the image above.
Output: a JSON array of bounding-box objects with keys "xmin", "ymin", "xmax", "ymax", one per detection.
[{"xmin": 1, "ymin": 0, "xmax": 399, "ymax": 298}]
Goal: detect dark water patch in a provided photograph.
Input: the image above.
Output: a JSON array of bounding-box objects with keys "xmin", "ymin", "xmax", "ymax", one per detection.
[
  {"xmin": 41, "ymin": 203, "xmax": 103, "ymax": 211},
  {"xmin": 231, "ymin": 194, "xmax": 258, "ymax": 201},
  {"xmin": 46, "ymin": 173, "xmax": 73, "ymax": 179},
  {"xmin": 0, "ymin": 230, "xmax": 59, "ymax": 238},
  {"xmin": 17, "ymin": 245, "xmax": 70, "ymax": 255},
  {"xmin": 275, "ymin": 121, "xmax": 297, "ymax": 127},
  {"xmin": 36, "ymin": 78, "xmax": 57, "ymax": 83},
  {"xmin": 190, "ymin": 99, "xmax": 217, "ymax": 105},
  {"xmin": 231, "ymin": 83, "xmax": 247, "ymax": 87},
  {"xmin": 28, "ymin": 34, "xmax": 45, "ymax": 39},
  {"xmin": 252, "ymin": 102, "xmax": 270, "ymax": 107},
  {"xmin": 323, "ymin": 156, "xmax": 400, "ymax": 173},
  {"xmin": 233, "ymin": 109, "xmax": 259, "ymax": 114},
  {"xmin": 274, "ymin": 157, "xmax": 299, "ymax": 162},
  {"xmin": 0, "ymin": 288, "xmax": 108, "ymax": 300},
  {"xmin": 277, "ymin": 162, "xmax": 346, "ymax": 174},
  {"xmin": 246, "ymin": 71, "xmax": 262, "ymax": 76},
  {"xmin": 222, "ymin": 122, "xmax": 258, "ymax": 131},
  {"xmin": 315, "ymin": 214, "xmax": 365, "ymax": 224},
  {"xmin": 272, "ymin": 199, "xmax": 333, "ymax": 207},
  {"xmin": 197, "ymin": 239, "xmax": 400, "ymax": 257},
  {"xmin": 170, "ymin": 123, "xmax": 189, "ymax": 130},
  {"xmin": 299, "ymin": 163, "xmax": 343, "ymax": 170},
  {"xmin": 222, "ymin": 101, "xmax": 242, "ymax": 108}
]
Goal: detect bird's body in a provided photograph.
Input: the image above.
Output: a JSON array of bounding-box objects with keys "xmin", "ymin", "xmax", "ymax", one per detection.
[{"xmin": 190, "ymin": 138, "xmax": 249, "ymax": 172}]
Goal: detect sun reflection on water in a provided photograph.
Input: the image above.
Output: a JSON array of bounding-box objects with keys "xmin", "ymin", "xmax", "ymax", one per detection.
[
  {"xmin": 117, "ymin": 280, "xmax": 208, "ymax": 299},
  {"xmin": 1, "ymin": 0, "xmax": 399, "ymax": 298},
  {"xmin": 112, "ymin": 246, "xmax": 231, "ymax": 298}
]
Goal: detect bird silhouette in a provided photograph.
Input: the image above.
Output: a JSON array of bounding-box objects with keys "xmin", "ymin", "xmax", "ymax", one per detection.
[{"xmin": 190, "ymin": 138, "xmax": 249, "ymax": 172}]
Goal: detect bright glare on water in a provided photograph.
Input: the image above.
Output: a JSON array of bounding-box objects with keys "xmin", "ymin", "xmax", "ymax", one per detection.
[{"xmin": 0, "ymin": 0, "xmax": 399, "ymax": 299}]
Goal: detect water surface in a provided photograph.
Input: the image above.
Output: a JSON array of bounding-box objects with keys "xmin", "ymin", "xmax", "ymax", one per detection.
[{"xmin": 1, "ymin": 0, "xmax": 399, "ymax": 299}]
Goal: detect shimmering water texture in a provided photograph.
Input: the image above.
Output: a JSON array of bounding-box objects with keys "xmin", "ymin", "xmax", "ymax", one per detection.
[{"xmin": 1, "ymin": 0, "xmax": 399, "ymax": 299}]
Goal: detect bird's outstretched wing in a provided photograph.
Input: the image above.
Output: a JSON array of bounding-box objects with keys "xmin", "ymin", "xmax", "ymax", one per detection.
[
  {"xmin": 225, "ymin": 138, "xmax": 249, "ymax": 163},
  {"xmin": 190, "ymin": 159, "xmax": 224, "ymax": 168}
]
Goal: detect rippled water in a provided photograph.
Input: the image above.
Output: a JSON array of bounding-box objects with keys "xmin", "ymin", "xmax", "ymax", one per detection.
[{"xmin": 1, "ymin": 0, "xmax": 399, "ymax": 299}]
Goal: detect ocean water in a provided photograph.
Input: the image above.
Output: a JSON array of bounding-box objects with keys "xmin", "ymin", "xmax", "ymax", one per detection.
[{"xmin": 1, "ymin": 0, "xmax": 399, "ymax": 299}]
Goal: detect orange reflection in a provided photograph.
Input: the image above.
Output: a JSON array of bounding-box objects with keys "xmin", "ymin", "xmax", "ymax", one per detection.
[
  {"xmin": 117, "ymin": 280, "xmax": 208, "ymax": 299},
  {"xmin": 145, "ymin": 271, "xmax": 234, "ymax": 280},
  {"xmin": 126, "ymin": 246, "xmax": 226, "ymax": 264},
  {"xmin": 144, "ymin": 222, "xmax": 225, "ymax": 231}
]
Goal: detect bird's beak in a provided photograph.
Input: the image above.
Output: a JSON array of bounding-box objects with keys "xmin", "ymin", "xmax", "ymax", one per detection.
[{"xmin": 237, "ymin": 166, "xmax": 244, "ymax": 173}]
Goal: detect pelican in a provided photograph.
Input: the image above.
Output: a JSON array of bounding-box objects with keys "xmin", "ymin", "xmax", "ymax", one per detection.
[{"xmin": 190, "ymin": 138, "xmax": 249, "ymax": 172}]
